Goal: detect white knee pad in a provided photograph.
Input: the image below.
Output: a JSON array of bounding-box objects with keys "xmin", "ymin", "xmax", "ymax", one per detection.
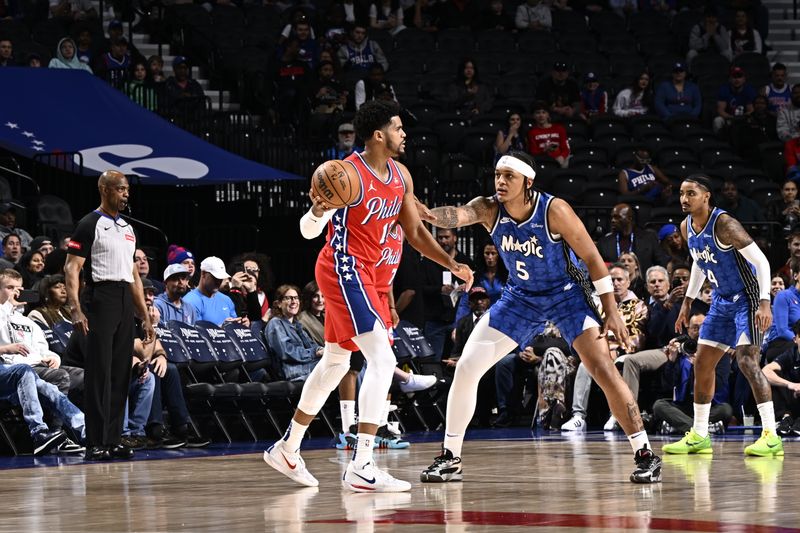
[
  {"xmin": 297, "ymin": 342, "xmax": 352, "ymax": 415},
  {"xmin": 353, "ymin": 322, "xmax": 397, "ymax": 425}
]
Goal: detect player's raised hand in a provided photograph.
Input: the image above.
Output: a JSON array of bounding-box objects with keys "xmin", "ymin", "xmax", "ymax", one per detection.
[
  {"xmin": 755, "ymin": 300, "xmax": 772, "ymax": 332},
  {"xmin": 450, "ymin": 262, "xmax": 474, "ymax": 290},
  {"xmin": 674, "ymin": 299, "xmax": 692, "ymax": 333},
  {"xmin": 601, "ymin": 308, "xmax": 631, "ymax": 354}
]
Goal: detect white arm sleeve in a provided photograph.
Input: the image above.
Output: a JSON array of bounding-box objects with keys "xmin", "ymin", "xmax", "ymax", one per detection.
[
  {"xmin": 738, "ymin": 241, "xmax": 771, "ymax": 300},
  {"xmin": 299, "ymin": 207, "xmax": 336, "ymax": 240},
  {"xmin": 685, "ymin": 261, "xmax": 706, "ymax": 300}
]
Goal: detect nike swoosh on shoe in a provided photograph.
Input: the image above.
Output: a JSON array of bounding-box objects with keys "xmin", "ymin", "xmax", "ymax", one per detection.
[
  {"xmin": 354, "ymin": 472, "xmax": 376, "ymax": 484},
  {"xmin": 281, "ymin": 451, "xmax": 297, "ymax": 470}
]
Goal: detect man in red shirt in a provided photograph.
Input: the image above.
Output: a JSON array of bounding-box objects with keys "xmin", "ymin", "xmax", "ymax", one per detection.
[{"xmin": 527, "ymin": 100, "xmax": 570, "ymax": 168}]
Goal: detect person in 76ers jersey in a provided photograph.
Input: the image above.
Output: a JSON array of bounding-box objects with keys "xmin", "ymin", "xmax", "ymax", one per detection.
[
  {"xmin": 263, "ymin": 100, "xmax": 473, "ymax": 492},
  {"xmin": 417, "ymin": 151, "xmax": 663, "ymax": 484},
  {"xmin": 663, "ymin": 175, "xmax": 783, "ymax": 457}
]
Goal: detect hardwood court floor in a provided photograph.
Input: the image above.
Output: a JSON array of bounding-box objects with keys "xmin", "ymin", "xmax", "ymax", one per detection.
[{"xmin": 0, "ymin": 432, "xmax": 798, "ymax": 532}]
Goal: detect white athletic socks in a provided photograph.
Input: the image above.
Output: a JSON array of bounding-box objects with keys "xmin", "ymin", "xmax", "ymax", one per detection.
[
  {"xmin": 353, "ymin": 433, "xmax": 375, "ymax": 467},
  {"xmin": 757, "ymin": 401, "xmax": 776, "ymax": 433},
  {"xmin": 693, "ymin": 403, "xmax": 711, "ymax": 437},
  {"xmin": 340, "ymin": 400, "xmax": 356, "ymax": 433},
  {"xmin": 283, "ymin": 420, "xmax": 309, "ymax": 452},
  {"xmin": 443, "ymin": 432, "xmax": 463, "ymax": 458},
  {"xmin": 627, "ymin": 430, "xmax": 650, "ymax": 452}
]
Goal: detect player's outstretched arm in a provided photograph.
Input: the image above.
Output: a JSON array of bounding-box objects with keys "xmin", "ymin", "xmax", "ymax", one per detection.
[
  {"xmin": 548, "ymin": 198, "xmax": 631, "ymax": 351},
  {"xmin": 418, "ymin": 196, "xmax": 498, "ymax": 230},
  {"xmin": 716, "ymin": 214, "xmax": 772, "ymax": 331},
  {"xmin": 396, "ymin": 163, "xmax": 474, "ymax": 289}
]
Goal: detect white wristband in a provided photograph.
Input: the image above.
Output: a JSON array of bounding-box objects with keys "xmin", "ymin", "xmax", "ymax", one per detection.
[{"xmin": 593, "ymin": 275, "xmax": 613, "ymax": 295}]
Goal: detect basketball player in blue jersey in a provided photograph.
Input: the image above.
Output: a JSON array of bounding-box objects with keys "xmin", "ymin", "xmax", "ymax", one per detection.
[
  {"xmin": 417, "ymin": 151, "xmax": 662, "ymax": 484},
  {"xmin": 663, "ymin": 175, "xmax": 783, "ymax": 457}
]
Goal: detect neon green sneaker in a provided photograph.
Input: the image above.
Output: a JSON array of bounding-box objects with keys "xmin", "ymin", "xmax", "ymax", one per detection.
[
  {"xmin": 744, "ymin": 430, "xmax": 784, "ymax": 457},
  {"xmin": 661, "ymin": 429, "xmax": 713, "ymax": 455}
]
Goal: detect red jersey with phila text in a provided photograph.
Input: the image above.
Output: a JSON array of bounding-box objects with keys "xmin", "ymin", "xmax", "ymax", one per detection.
[{"xmin": 375, "ymin": 224, "xmax": 403, "ymax": 293}]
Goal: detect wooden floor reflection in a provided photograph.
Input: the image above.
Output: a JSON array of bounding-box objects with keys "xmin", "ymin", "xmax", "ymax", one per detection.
[{"xmin": 0, "ymin": 436, "xmax": 798, "ymax": 532}]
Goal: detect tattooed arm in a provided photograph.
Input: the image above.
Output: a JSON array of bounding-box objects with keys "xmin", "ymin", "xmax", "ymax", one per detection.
[
  {"xmin": 714, "ymin": 213, "xmax": 754, "ymax": 249},
  {"xmin": 418, "ymin": 196, "xmax": 499, "ymax": 232}
]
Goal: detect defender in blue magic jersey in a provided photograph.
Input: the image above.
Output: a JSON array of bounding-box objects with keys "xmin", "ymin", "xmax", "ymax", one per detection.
[
  {"xmin": 418, "ymin": 151, "xmax": 662, "ymax": 484},
  {"xmin": 664, "ymin": 175, "xmax": 783, "ymax": 457}
]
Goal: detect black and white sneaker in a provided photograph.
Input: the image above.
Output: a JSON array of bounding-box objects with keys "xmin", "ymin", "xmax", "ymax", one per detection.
[
  {"xmin": 420, "ymin": 448, "xmax": 463, "ymax": 483},
  {"xmin": 56, "ymin": 438, "xmax": 86, "ymax": 455},
  {"xmin": 33, "ymin": 429, "xmax": 67, "ymax": 456},
  {"xmin": 776, "ymin": 416, "xmax": 794, "ymax": 437},
  {"xmin": 630, "ymin": 445, "xmax": 662, "ymax": 484}
]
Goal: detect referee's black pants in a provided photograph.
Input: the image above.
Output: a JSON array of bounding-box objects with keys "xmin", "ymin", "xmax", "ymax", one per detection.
[{"xmin": 82, "ymin": 282, "xmax": 134, "ymax": 447}]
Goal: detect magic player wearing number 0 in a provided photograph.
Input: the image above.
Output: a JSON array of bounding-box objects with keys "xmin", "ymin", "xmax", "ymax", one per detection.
[
  {"xmin": 663, "ymin": 175, "xmax": 783, "ymax": 457},
  {"xmin": 417, "ymin": 151, "xmax": 663, "ymax": 484}
]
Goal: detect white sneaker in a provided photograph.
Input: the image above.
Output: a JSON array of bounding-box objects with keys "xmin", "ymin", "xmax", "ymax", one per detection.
[
  {"xmin": 342, "ymin": 460, "xmax": 412, "ymax": 493},
  {"xmin": 399, "ymin": 371, "xmax": 438, "ymax": 393},
  {"xmin": 560, "ymin": 415, "xmax": 586, "ymax": 432},
  {"xmin": 603, "ymin": 416, "xmax": 619, "ymax": 431},
  {"xmin": 263, "ymin": 442, "xmax": 319, "ymax": 487}
]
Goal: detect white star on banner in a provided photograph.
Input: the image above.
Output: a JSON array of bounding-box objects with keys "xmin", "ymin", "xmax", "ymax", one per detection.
[
  {"xmin": 335, "ymin": 243, "xmax": 343, "ymax": 251},
  {"xmin": 334, "ymin": 224, "xmax": 342, "ymax": 231},
  {"xmin": 31, "ymin": 146, "xmax": 44, "ymax": 151},
  {"xmin": 5, "ymin": 122, "xmax": 18, "ymax": 129},
  {"xmin": 32, "ymin": 140, "xmax": 44, "ymax": 146},
  {"xmin": 22, "ymin": 131, "xmax": 34, "ymax": 138}
]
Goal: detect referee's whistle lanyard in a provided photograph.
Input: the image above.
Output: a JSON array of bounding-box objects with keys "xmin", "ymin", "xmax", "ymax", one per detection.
[{"xmin": 615, "ymin": 232, "xmax": 634, "ymax": 258}]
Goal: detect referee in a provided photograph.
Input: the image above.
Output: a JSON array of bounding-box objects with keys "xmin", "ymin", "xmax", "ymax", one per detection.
[{"xmin": 65, "ymin": 170, "xmax": 154, "ymax": 461}]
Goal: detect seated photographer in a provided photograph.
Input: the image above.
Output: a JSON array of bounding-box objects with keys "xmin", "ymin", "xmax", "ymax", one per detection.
[
  {"xmin": 654, "ymin": 313, "xmax": 733, "ymax": 436},
  {"xmin": 762, "ymin": 319, "xmax": 800, "ymax": 437},
  {"xmin": 265, "ymin": 284, "xmax": 322, "ymax": 382}
]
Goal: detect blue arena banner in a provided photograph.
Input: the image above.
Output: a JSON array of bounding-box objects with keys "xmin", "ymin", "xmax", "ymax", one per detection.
[{"xmin": 0, "ymin": 69, "xmax": 302, "ymax": 184}]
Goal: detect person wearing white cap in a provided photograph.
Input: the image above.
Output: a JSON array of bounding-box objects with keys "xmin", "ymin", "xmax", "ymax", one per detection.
[
  {"xmin": 182, "ymin": 257, "xmax": 247, "ymax": 327},
  {"xmin": 154, "ymin": 264, "xmax": 197, "ymax": 326}
]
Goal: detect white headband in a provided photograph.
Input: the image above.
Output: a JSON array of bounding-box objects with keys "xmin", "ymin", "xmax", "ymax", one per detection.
[{"xmin": 496, "ymin": 155, "xmax": 536, "ymax": 180}]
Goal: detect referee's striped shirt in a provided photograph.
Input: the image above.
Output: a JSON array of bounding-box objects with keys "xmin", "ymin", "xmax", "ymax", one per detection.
[{"xmin": 67, "ymin": 210, "xmax": 137, "ymax": 283}]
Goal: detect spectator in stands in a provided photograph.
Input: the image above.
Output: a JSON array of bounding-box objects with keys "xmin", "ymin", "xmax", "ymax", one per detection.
[
  {"xmin": 121, "ymin": 333, "xmax": 155, "ymax": 450},
  {"xmin": 776, "ymin": 84, "xmax": 800, "ymax": 142},
  {"xmin": 271, "ymin": 37, "xmax": 312, "ymax": 127},
  {"xmin": 597, "ymin": 203, "xmax": 668, "ymax": 273},
  {"xmin": 182, "ymin": 257, "xmax": 244, "ymax": 327},
  {"xmin": 28, "ymin": 274, "xmax": 71, "ymax": 327},
  {"xmin": 165, "ymin": 56, "xmax": 205, "ymax": 112},
  {"xmin": 408, "ymin": 0, "xmax": 439, "ymax": 31},
  {"xmin": 222, "ymin": 263, "xmax": 263, "ymax": 325},
  {"xmin": 421, "ymin": 228, "xmax": 473, "ymax": 360},
  {"xmin": 658, "ymin": 223, "xmax": 690, "ymax": 265},
  {"xmin": 619, "ymin": 251, "xmax": 646, "ymax": 299},
  {"xmin": 15, "ymin": 250, "xmax": 45, "ymax": 289},
  {"xmin": 654, "ymin": 314, "xmax": 732, "ymax": 435},
  {"xmin": 766, "ymin": 180, "xmax": 800, "ymax": 235},
  {"xmin": 617, "ymin": 146, "xmax": 672, "ymax": 201},
  {"xmin": 369, "ymin": 0, "xmax": 405, "ymax": 34},
  {"xmin": 447, "ymin": 58, "xmax": 493, "ymax": 115},
  {"xmin": 94, "ymin": 36, "xmax": 132, "ymax": 87},
  {"xmin": 515, "ymin": 0, "xmax": 551, "ymax": 31},
  {"xmin": 532, "ymin": 323, "xmax": 575, "ymax": 430},
  {"xmin": 393, "ymin": 240, "xmax": 425, "ymax": 328},
  {"xmin": 327, "ymin": 122, "xmax": 360, "ymax": 159},
  {"xmin": 337, "ymin": 23, "xmax": 389, "ymax": 73},
  {"xmin": 0, "ymin": 38, "xmax": 13, "ymax": 67},
  {"xmin": 686, "ymin": 6, "xmax": 732, "ymax": 66},
  {"xmin": 154, "ymin": 264, "xmax": 196, "ymax": 325},
  {"xmin": 453, "ymin": 241, "xmax": 507, "ymax": 327},
  {"xmin": 29, "ymin": 236, "xmax": 54, "ymax": 259},
  {"xmin": 50, "ymin": 0, "xmax": 97, "ymax": 21},
  {"xmin": 527, "ymin": 101, "xmax": 570, "ymax": 168},
  {"xmin": 166, "ymin": 244, "xmax": 196, "ymax": 281},
  {"xmin": 27, "ymin": 54, "xmax": 43, "ymax": 68},
  {"xmin": 1, "ymin": 234, "xmax": 23, "ymax": 268},
  {"xmin": 772, "ymin": 275, "xmax": 786, "ymax": 299},
  {"xmin": 75, "ymin": 28, "xmax": 96, "ymax": 67},
  {"xmin": 48, "ymin": 37, "xmax": 92, "ymax": 73},
  {"xmin": 654, "ymin": 62, "xmax": 701, "ymax": 121},
  {"xmin": 297, "ymin": 280, "xmax": 324, "ymax": 345},
  {"xmin": 762, "ymin": 63, "xmax": 790, "ymax": 116},
  {"xmin": 579, "ymin": 72, "xmax": 608, "ymax": 123},
  {"xmin": 717, "ymin": 179, "xmax": 765, "ymax": 222},
  {"xmin": 126, "ymin": 61, "xmax": 158, "ymax": 112},
  {"xmin": 134, "ymin": 249, "xmax": 163, "ymax": 294},
  {"xmin": 230, "ymin": 253, "xmax": 273, "ymax": 321},
  {"xmin": 613, "ymin": 71, "xmax": 653, "ymax": 118},
  {"xmin": 732, "ymin": 94, "xmax": 778, "ymax": 162},
  {"xmin": 312, "ymin": 60, "xmax": 348, "ymax": 114},
  {"xmin": 354, "ymin": 64, "xmax": 397, "ymax": 110},
  {"xmin": 776, "ymin": 230, "xmax": 800, "ymax": 283},
  {"xmin": 536, "ymin": 62, "xmax": 580, "ymax": 120},
  {"xmin": 713, "ymin": 66, "xmax": 756, "ymax": 135},
  {"xmin": 480, "ymin": 0, "xmax": 513, "ymax": 31},
  {"xmin": 763, "ymin": 320, "xmax": 800, "ymax": 437},
  {"xmin": 266, "ymin": 284, "xmax": 322, "ymax": 381},
  {"xmin": 0, "ymin": 204, "xmax": 33, "ymax": 250},
  {"xmin": 640, "ymin": 265, "xmax": 675, "ymax": 349},
  {"xmin": 562, "ymin": 264, "xmax": 648, "ymax": 431},
  {"xmin": 148, "ymin": 55, "xmax": 165, "ymax": 83},
  {"xmin": 609, "ymin": 0, "xmax": 637, "ymax": 18},
  {"xmin": 289, "ymin": 18, "xmax": 320, "ymax": 70},
  {"xmin": 494, "ymin": 112, "xmax": 526, "ymax": 161},
  {"xmin": 764, "ymin": 258, "xmax": 800, "ymax": 362},
  {"xmin": 730, "ymin": 9, "xmax": 762, "ymax": 57}
]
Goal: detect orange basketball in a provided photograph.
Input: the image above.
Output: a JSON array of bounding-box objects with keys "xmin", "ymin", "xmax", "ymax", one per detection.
[{"xmin": 311, "ymin": 159, "xmax": 361, "ymax": 208}]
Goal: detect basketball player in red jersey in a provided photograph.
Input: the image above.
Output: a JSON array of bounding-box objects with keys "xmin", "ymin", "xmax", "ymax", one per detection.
[{"xmin": 264, "ymin": 100, "xmax": 473, "ymax": 492}]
